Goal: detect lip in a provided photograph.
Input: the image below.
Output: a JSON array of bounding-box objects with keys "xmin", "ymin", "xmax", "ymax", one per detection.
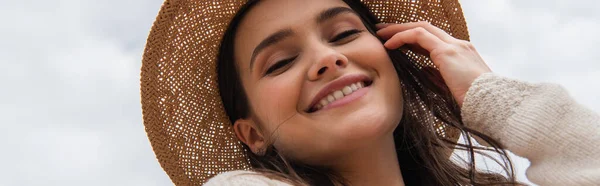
[{"xmin": 306, "ymin": 74, "xmax": 373, "ymax": 113}]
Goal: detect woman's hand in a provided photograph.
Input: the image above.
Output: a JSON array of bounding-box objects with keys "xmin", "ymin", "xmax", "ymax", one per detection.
[{"xmin": 376, "ymin": 22, "xmax": 491, "ymax": 107}]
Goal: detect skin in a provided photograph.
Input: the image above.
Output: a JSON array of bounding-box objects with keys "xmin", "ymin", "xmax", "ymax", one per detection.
[
  {"xmin": 377, "ymin": 22, "xmax": 492, "ymax": 106},
  {"xmin": 232, "ymin": 0, "xmax": 491, "ymax": 185}
]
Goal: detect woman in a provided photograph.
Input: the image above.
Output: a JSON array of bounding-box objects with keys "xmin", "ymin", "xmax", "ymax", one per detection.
[{"xmin": 140, "ymin": 0, "xmax": 600, "ymax": 185}]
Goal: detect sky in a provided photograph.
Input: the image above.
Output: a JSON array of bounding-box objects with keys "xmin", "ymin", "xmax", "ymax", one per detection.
[{"xmin": 0, "ymin": 0, "xmax": 598, "ymax": 185}]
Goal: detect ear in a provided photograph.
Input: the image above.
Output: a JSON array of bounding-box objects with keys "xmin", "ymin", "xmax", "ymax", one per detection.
[{"xmin": 233, "ymin": 118, "xmax": 267, "ymax": 155}]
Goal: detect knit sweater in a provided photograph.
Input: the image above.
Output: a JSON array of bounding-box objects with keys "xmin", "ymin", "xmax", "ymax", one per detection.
[{"xmin": 205, "ymin": 73, "xmax": 600, "ymax": 186}]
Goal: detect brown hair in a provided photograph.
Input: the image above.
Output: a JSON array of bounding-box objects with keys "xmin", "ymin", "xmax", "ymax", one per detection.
[{"xmin": 218, "ymin": 0, "xmax": 519, "ymax": 185}]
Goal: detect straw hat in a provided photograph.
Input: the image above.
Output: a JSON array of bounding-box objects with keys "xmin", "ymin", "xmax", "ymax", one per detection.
[{"xmin": 141, "ymin": 0, "xmax": 469, "ymax": 185}]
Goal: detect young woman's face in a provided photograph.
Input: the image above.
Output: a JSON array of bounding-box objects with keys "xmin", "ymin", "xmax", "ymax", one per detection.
[{"xmin": 234, "ymin": 0, "xmax": 403, "ymax": 165}]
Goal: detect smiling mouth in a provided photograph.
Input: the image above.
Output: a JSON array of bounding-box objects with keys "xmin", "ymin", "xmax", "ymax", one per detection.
[{"xmin": 307, "ymin": 80, "xmax": 373, "ymax": 113}]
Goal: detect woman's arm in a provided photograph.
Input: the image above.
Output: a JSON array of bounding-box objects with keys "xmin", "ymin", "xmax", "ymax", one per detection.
[
  {"xmin": 461, "ymin": 73, "xmax": 600, "ymax": 185},
  {"xmin": 377, "ymin": 21, "xmax": 600, "ymax": 185}
]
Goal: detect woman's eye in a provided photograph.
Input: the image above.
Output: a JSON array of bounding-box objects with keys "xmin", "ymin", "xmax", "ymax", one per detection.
[
  {"xmin": 329, "ymin": 29, "xmax": 362, "ymax": 43},
  {"xmin": 265, "ymin": 56, "xmax": 297, "ymax": 76}
]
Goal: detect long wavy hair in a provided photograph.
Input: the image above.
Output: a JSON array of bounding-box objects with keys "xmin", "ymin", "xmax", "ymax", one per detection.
[{"xmin": 218, "ymin": 0, "xmax": 519, "ymax": 185}]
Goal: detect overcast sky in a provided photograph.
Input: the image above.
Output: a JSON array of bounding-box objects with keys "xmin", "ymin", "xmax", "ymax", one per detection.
[{"xmin": 0, "ymin": 0, "xmax": 598, "ymax": 185}]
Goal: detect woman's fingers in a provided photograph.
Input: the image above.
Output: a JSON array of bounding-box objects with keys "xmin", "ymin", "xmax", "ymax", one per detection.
[
  {"xmin": 375, "ymin": 23, "xmax": 393, "ymax": 29},
  {"xmin": 383, "ymin": 27, "xmax": 447, "ymax": 55},
  {"xmin": 377, "ymin": 21, "xmax": 454, "ymax": 42},
  {"xmin": 376, "ymin": 22, "xmax": 492, "ymax": 107}
]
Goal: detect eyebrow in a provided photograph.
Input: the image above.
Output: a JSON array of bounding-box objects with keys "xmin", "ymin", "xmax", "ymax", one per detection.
[
  {"xmin": 316, "ymin": 7, "xmax": 356, "ymax": 25},
  {"xmin": 249, "ymin": 7, "xmax": 357, "ymax": 71},
  {"xmin": 250, "ymin": 29, "xmax": 294, "ymax": 71}
]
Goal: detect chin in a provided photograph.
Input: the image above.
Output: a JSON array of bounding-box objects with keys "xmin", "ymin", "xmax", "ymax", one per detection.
[
  {"xmin": 297, "ymin": 110, "xmax": 400, "ymax": 166},
  {"xmin": 346, "ymin": 108, "xmax": 399, "ymax": 138},
  {"xmin": 313, "ymin": 106, "xmax": 397, "ymax": 155},
  {"xmin": 318, "ymin": 81, "xmax": 403, "ymax": 148}
]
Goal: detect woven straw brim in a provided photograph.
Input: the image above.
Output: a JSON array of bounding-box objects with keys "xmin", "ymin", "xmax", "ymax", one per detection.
[{"xmin": 141, "ymin": 0, "xmax": 469, "ymax": 185}]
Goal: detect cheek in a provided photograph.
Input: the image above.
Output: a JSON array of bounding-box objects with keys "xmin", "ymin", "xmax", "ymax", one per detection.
[
  {"xmin": 250, "ymin": 75, "xmax": 322, "ymax": 161},
  {"xmin": 349, "ymin": 36, "xmax": 390, "ymax": 67},
  {"xmin": 350, "ymin": 35, "xmax": 405, "ymax": 130},
  {"xmin": 250, "ymin": 74, "xmax": 303, "ymax": 131}
]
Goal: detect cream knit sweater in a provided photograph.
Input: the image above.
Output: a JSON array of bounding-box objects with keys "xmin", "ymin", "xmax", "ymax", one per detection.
[{"xmin": 205, "ymin": 73, "xmax": 600, "ymax": 185}]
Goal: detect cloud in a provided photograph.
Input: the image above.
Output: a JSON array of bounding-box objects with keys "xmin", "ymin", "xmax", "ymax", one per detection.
[{"xmin": 0, "ymin": 0, "xmax": 171, "ymax": 185}]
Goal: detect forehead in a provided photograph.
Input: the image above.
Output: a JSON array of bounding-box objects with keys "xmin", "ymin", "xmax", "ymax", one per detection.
[{"xmin": 234, "ymin": 0, "xmax": 351, "ymax": 64}]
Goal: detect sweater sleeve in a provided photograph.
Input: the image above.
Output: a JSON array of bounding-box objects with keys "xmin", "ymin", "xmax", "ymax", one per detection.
[
  {"xmin": 461, "ymin": 73, "xmax": 600, "ymax": 185},
  {"xmin": 204, "ymin": 170, "xmax": 293, "ymax": 186}
]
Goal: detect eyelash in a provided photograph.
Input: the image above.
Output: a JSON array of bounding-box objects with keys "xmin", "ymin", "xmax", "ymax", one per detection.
[
  {"xmin": 330, "ymin": 29, "xmax": 363, "ymax": 43},
  {"xmin": 265, "ymin": 56, "xmax": 297, "ymax": 75},
  {"xmin": 264, "ymin": 29, "xmax": 363, "ymax": 76}
]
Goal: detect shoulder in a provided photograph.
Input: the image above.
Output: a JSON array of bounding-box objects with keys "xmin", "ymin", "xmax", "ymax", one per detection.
[{"xmin": 204, "ymin": 170, "xmax": 293, "ymax": 186}]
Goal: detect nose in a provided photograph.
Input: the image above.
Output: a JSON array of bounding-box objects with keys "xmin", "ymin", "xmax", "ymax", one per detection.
[{"xmin": 307, "ymin": 47, "xmax": 349, "ymax": 81}]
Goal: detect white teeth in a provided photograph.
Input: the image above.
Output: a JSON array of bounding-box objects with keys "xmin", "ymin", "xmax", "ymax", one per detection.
[
  {"xmin": 319, "ymin": 99, "xmax": 329, "ymax": 106},
  {"xmin": 351, "ymin": 84, "xmax": 358, "ymax": 91},
  {"xmin": 333, "ymin": 91, "xmax": 344, "ymax": 99},
  {"xmin": 312, "ymin": 81, "xmax": 369, "ymax": 111},
  {"xmin": 327, "ymin": 95, "xmax": 335, "ymax": 102},
  {"xmin": 342, "ymin": 86, "xmax": 353, "ymax": 95}
]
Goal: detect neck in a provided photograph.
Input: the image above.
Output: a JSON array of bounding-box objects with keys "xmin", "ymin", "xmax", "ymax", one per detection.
[{"xmin": 331, "ymin": 134, "xmax": 404, "ymax": 186}]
